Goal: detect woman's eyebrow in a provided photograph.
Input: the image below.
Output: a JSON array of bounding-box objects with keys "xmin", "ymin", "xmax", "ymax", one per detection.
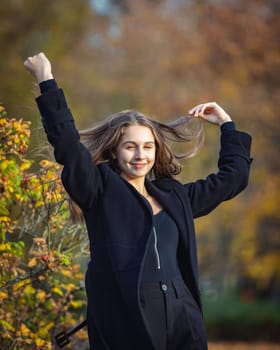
[{"xmin": 122, "ymin": 141, "xmax": 155, "ymax": 145}]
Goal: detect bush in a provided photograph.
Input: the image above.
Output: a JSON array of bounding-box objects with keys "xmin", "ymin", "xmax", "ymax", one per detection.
[
  {"xmin": 0, "ymin": 106, "xmax": 89, "ymax": 349},
  {"xmin": 203, "ymin": 292, "xmax": 280, "ymax": 341}
]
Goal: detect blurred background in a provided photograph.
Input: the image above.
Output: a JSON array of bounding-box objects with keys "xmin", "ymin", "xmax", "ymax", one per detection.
[{"xmin": 0, "ymin": 0, "xmax": 279, "ymax": 349}]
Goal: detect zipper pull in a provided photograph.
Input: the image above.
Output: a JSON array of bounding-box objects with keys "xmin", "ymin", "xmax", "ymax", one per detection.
[{"xmin": 153, "ymin": 226, "xmax": 161, "ymax": 270}]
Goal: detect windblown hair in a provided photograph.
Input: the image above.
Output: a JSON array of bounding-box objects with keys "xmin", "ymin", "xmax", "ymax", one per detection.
[{"xmin": 70, "ymin": 110, "xmax": 204, "ymax": 221}]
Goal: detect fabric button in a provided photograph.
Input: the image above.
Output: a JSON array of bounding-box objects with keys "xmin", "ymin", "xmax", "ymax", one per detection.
[{"xmin": 161, "ymin": 284, "xmax": 168, "ymax": 292}]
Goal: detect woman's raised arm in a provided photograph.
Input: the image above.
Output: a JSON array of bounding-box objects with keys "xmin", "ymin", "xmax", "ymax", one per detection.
[
  {"xmin": 24, "ymin": 53, "xmax": 103, "ymax": 210},
  {"xmin": 185, "ymin": 103, "xmax": 252, "ymax": 217}
]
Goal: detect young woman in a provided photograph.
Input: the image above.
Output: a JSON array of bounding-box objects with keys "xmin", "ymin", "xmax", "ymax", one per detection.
[{"xmin": 24, "ymin": 53, "xmax": 252, "ymax": 350}]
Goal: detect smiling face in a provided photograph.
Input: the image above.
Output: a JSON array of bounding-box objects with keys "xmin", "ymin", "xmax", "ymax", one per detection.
[{"xmin": 115, "ymin": 125, "xmax": 156, "ymax": 183}]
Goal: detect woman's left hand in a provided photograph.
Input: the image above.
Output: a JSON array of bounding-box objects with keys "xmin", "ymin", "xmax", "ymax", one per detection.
[{"xmin": 188, "ymin": 102, "xmax": 232, "ymax": 126}]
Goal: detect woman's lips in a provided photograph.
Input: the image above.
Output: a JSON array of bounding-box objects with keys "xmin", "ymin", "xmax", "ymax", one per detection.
[{"xmin": 131, "ymin": 163, "xmax": 146, "ymax": 169}]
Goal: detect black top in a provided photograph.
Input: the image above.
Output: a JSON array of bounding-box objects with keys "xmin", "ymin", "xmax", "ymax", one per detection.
[{"xmin": 141, "ymin": 210, "xmax": 181, "ymax": 283}]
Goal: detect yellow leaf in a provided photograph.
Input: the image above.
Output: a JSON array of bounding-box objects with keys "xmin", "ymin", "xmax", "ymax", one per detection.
[
  {"xmin": 70, "ymin": 300, "xmax": 83, "ymax": 309},
  {"xmin": 60, "ymin": 270, "xmax": 72, "ymax": 277},
  {"xmin": 20, "ymin": 323, "xmax": 30, "ymax": 336},
  {"xmin": 27, "ymin": 257, "xmax": 38, "ymax": 268},
  {"xmin": 25, "ymin": 284, "xmax": 35, "ymax": 295},
  {"xmin": 7, "ymin": 185, "xmax": 14, "ymax": 193},
  {"xmin": 35, "ymin": 337, "xmax": 45, "ymax": 347},
  {"xmin": 20, "ymin": 160, "xmax": 33, "ymax": 171},
  {"xmin": 37, "ymin": 321, "xmax": 54, "ymax": 337},
  {"xmin": 0, "ymin": 291, "xmax": 8, "ymax": 299},
  {"xmin": 0, "ymin": 319, "xmax": 15, "ymax": 332},
  {"xmin": 62, "ymin": 283, "xmax": 76, "ymax": 292},
  {"xmin": 40, "ymin": 159, "xmax": 55, "ymax": 168},
  {"xmin": 52, "ymin": 287, "xmax": 64, "ymax": 296},
  {"xmin": 37, "ymin": 290, "xmax": 46, "ymax": 302},
  {"xmin": 0, "ymin": 216, "xmax": 10, "ymax": 223}
]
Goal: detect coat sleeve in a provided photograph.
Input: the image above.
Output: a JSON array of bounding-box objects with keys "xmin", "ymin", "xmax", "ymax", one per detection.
[
  {"xmin": 36, "ymin": 88, "xmax": 103, "ymax": 209},
  {"xmin": 184, "ymin": 127, "xmax": 252, "ymax": 218}
]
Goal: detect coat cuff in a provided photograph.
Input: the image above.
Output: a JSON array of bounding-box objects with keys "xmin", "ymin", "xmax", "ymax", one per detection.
[
  {"xmin": 39, "ymin": 79, "xmax": 58, "ymax": 94},
  {"xmin": 220, "ymin": 121, "xmax": 236, "ymax": 132}
]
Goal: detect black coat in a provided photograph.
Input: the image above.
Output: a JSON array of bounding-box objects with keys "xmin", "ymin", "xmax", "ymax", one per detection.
[{"xmin": 36, "ymin": 88, "xmax": 252, "ymax": 350}]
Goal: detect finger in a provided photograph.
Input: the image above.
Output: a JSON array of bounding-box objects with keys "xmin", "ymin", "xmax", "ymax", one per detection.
[
  {"xmin": 23, "ymin": 60, "xmax": 31, "ymax": 69},
  {"xmin": 196, "ymin": 105, "xmax": 205, "ymax": 117},
  {"xmin": 189, "ymin": 107, "xmax": 200, "ymax": 117},
  {"xmin": 189, "ymin": 104, "xmax": 203, "ymax": 116},
  {"xmin": 24, "ymin": 59, "xmax": 33, "ymax": 69}
]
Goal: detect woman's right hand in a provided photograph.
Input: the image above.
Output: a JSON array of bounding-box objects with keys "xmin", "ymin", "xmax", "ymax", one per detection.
[{"xmin": 24, "ymin": 52, "xmax": 53, "ymax": 83}]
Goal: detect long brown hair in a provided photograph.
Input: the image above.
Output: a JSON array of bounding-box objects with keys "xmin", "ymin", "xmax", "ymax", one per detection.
[{"xmin": 70, "ymin": 110, "xmax": 204, "ymax": 221}]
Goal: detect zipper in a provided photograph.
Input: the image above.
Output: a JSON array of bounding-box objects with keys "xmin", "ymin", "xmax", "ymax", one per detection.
[{"xmin": 153, "ymin": 226, "xmax": 161, "ymax": 269}]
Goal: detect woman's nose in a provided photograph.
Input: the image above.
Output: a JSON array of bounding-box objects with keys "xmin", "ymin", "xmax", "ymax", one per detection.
[{"xmin": 135, "ymin": 147, "xmax": 144, "ymax": 159}]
